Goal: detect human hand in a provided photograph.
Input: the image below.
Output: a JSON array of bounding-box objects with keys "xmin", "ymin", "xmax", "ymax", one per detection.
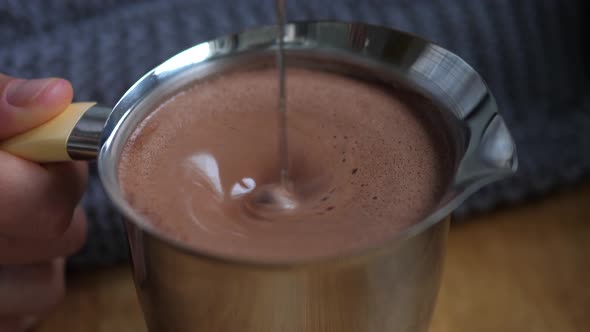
[{"xmin": 0, "ymin": 74, "xmax": 87, "ymax": 331}]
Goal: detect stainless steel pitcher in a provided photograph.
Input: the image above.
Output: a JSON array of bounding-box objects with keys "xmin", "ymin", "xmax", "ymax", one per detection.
[{"xmin": 0, "ymin": 21, "xmax": 517, "ymax": 332}]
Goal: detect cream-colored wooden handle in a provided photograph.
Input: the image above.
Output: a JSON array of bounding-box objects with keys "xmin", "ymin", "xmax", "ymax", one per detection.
[{"xmin": 0, "ymin": 102, "xmax": 96, "ymax": 162}]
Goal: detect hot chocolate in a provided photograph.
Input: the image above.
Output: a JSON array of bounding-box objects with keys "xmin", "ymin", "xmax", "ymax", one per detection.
[{"xmin": 118, "ymin": 68, "xmax": 454, "ymax": 262}]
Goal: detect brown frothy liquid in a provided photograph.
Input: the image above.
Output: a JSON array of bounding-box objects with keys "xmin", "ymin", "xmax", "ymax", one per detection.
[{"xmin": 119, "ymin": 68, "xmax": 454, "ymax": 262}]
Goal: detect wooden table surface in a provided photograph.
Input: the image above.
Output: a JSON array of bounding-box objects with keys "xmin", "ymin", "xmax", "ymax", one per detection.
[{"xmin": 34, "ymin": 182, "xmax": 590, "ymax": 332}]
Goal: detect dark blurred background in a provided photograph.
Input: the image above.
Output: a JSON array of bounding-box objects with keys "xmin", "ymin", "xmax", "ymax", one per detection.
[{"xmin": 0, "ymin": 0, "xmax": 588, "ymax": 268}]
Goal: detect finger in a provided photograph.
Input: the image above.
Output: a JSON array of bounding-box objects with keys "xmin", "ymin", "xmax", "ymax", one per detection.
[
  {"xmin": 45, "ymin": 161, "xmax": 89, "ymax": 207},
  {"xmin": 0, "ymin": 74, "xmax": 73, "ymax": 140},
  {"xmin": 0, "ymin": 315, "xmax": 39, "ymax": 332},
  {"xmin": 0, "ymin": 258, "xmax": 65, "ymax": 315},
  {"xmin": 0, "ymin": 152, "xmax": 87, "ymax": 238},
  {"xmin": 0, "ymin": 206, "xmax": 86, "ymax": 264},
  {"xmin": 0, "ymin": 318, "xmax": 22, "ymax": 332}
]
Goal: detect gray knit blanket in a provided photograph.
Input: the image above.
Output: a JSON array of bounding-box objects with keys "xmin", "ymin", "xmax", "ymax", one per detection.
[{"xmin": 1, "ymin": 0, "xmax": 588, "ymax": 268}]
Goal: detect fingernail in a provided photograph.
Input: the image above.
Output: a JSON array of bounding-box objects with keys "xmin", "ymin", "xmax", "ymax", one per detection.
[{"xmin": 5, "ymin": 78, "xmax": 58, "ymax": 107}]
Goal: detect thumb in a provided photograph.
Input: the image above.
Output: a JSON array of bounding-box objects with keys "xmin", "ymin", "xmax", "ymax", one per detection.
[{"xmin": 0, "ymin": 73, "xmax": 73, "ymax": 140}]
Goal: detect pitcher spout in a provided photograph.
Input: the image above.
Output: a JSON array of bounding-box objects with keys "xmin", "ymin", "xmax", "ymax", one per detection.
[
  {"xmin": 478, "ymin": 114, "xmax": 518, "ymax": 174},
  {"xmin": 454, "ymin": 98, "xmax": 518, "ymax": 192}
]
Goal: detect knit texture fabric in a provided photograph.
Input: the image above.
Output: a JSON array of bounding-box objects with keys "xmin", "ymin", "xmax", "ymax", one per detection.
[{"xmin": 1, "ymin": 0, "xmax": 588, "ymax": 268}]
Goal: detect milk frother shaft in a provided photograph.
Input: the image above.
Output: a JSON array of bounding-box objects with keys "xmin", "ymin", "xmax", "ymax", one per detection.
[{"xmin": 0, "ymin": 102, "xmax": 110, "ymax": 162}]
